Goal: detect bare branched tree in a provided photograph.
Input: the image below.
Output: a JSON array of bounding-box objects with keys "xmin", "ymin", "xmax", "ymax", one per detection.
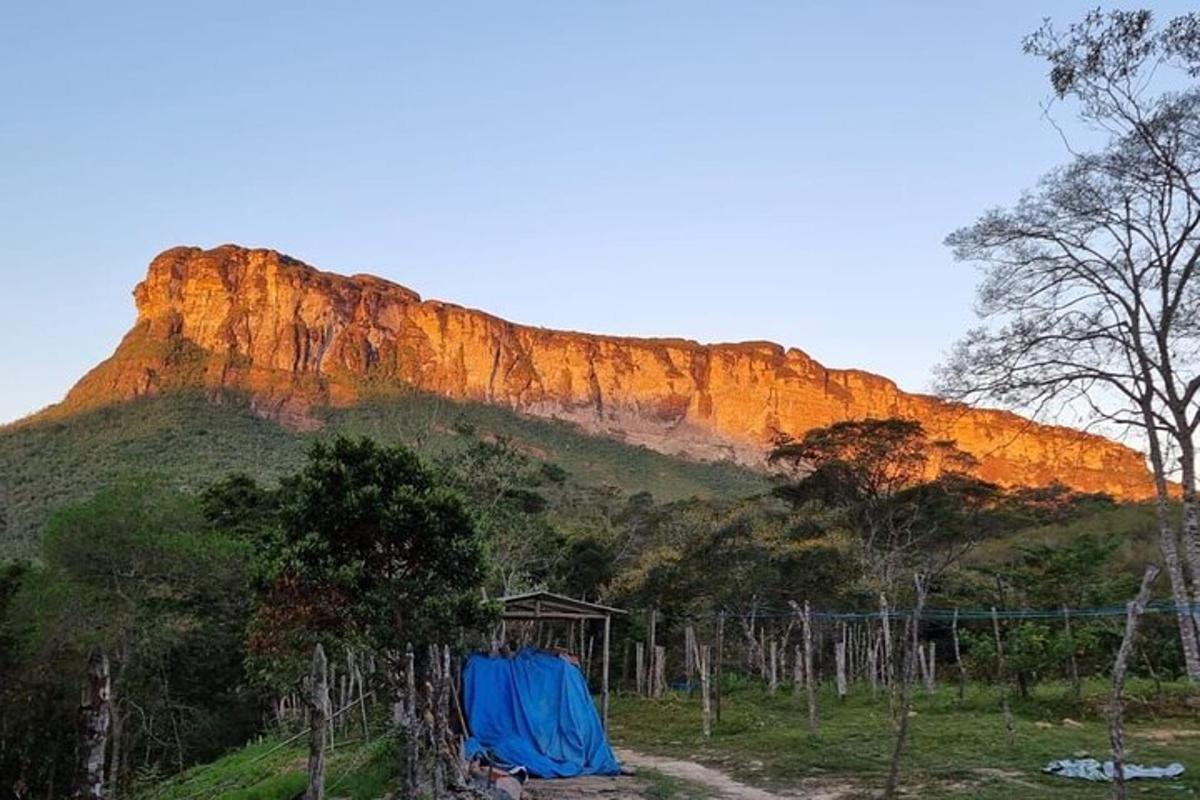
[{"xmin": 939, "ymin": 9, "xmax": 1200, "ymax": 679}]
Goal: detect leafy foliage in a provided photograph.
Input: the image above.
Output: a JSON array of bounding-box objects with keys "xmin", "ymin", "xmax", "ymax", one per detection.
[
  {"xmin": 0, "ymin": 479, "xmax": 256, "ymax": 793},
  {"xmin": 242, "ymin": 437, "xmax": 493, "ymax": 685},
  {"xmin": 770, "ymin": 418, "xmax": 1004, "ymax": 593},
  {"xmin": 0, "ymin": 391, "xmax": 768, "ymax": 558}
]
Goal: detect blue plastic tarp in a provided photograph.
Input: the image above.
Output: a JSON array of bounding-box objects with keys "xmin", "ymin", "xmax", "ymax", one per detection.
[{"xmin": 463, "ymin": 648, "xmax": 621, "ymax": 778}]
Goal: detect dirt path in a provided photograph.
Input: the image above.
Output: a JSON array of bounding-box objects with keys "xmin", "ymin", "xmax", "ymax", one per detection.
[
  {"xmin": 525, "ymin": 748, "xmax": 854, "ymax": 800},
  {"xmin": 613, "ymin": 748, "xmax": 794, "ymax": 800}
]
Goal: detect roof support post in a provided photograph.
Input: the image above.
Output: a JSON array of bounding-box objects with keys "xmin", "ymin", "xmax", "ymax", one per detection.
[{"xmin": 602, "ymin": 613, "xmax": 611, "ymax": 731}]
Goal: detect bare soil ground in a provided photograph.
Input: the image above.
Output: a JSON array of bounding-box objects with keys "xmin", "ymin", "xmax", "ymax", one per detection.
[
  {"xmin": 525, "ymin": 749, "xmax": 858, "ymax": 800},
  {"xmin": 525, "ymin": 773, "xmax": 646, "ymax": 799}
]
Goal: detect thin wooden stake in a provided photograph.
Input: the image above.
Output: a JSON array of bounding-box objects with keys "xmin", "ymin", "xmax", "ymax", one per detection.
[
  {"xmin": 883, "ymin": 574, "xmax": 929, "ymax": 800},
  {"xmin": 1063, "ymin": 605, "xmax": 1081, "ymax": 697},
  {"xmin": 769, "ymin": 639, "xmax": 779, "ymax": 695},
  {"xmin": 835, "ymin": 626, "xmax": 848, "ymax": 701},
  {"xmin": 793, "ymin": 643, "xmax": 803, "ymax": 700},
  {"xmin": 715, "ymin": 611, "xmax": 725, "ymax": 722},
  {"xmin": 868, "ymin": 630, "xmax": 879, "ymax": 696},
  {"xmin": 685, "ymin": 624, "xmax": 696, "ymax": 690},
  {"xmin": 648, "ymin": 608, "xmax": 658, "ymax": 697},
  {"xmin": 635, "ymin": 642, "xmax": 645, "ymax": 697},
  {"xmin": 803, "ymin": 602, "xmax": 817, "ymax": 732},
  {"xmin": 700, "ymin": 645, "xmax": 712, "ymax": 738},
  {"xmin": 402, "ymin": 644, "xmax": 418, "ymax": 797},
  {"xmin": 991, "ymin": 607, "xmax": 1015, "ymax": 745},
  {"xmin": 952, "ymin": 609, "xmax": 966, "ymax": 704},
  {"xmin": 602, "ymin": 614, "xmax": 611, "ymax": 730}
]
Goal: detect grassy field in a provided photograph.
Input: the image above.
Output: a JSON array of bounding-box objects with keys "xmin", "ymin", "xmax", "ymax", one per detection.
[
  {"xmin": 0, "ymin": 391, "xmax": 768, "ymax": 557},
  {"xmin": 131, "ymin": 728, "xmax": 710, "ymax": 800},
  {"xmin": 128, "ymin": 678, "xmax": 1199, "ymax": 799},
  {"xmin": 129, "ymin": 730, "xmax": 399, "ymax": 800},
  {"xmin": 607, "ymin": 679, "xmax": 1200, "ymax": 799}
]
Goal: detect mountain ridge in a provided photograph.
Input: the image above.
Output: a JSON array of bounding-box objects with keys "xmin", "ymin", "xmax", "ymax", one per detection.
[{"xmin": 38, "ymin": 244, "xmax": 1155, "ymax": 497}]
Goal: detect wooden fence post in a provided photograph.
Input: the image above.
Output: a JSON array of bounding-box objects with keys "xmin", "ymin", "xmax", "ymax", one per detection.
[
  {"xmin": 602, "ymin": 615, "xmax": 611, "ymax": 730},
  {"xmin": 715, "ymin": 611, "xmax": 725, "ymax": 722},
  {"xmin": 356, "ymin": 657, "xmax": 370, "ymax": 740},
  {"xmin": 952, "ymin": 609, "xmax": 966, "ymax": 703},
  {"xmin": 1109, "ymin": 566, "xmax": 1161, "ymax": 800},
  {"xmin": 654, "ymin": 646, "xmax": 666, "ymax": 698},
  {"xmin": 990, "ymin": 607, "xmax": 1015, "ymax": 745},
  {"xmin": 868, "ymin": 630, "xmax": 879, "ymax": 696},
  {"xmin": 685, "ymin": 624, "xmax": 696, "ymax": 690},
  {"xmin": 835, "ymin": 632, "xmax": 848, "ymax": 701},
  {"xmin": 802, "ymin": 602, "xmax": 817, "ymax": 732},
  {"xmin": 586, "ymin": 636, "xmax": 595, "ymax": 685},
  {"xmin": 700, "ymin": 645, "xmax": 712, "ymax": 738},
  {"xmin": 768, "ymin": 639, "xmax": 779, "ymax": 696},
  {"xmin": 883, "ymin": 575, "xmax": 929, "ymax": 800},
  {"xmin": 759, "ymin": 627, "xmax": 770, "ymax": 681},
  {"xmin": 793, "ymin": 644, "xmax": 803, "ymax": 700},
  {"xmin": 73, "ymin": 650, "xmax": 110, "ymax": 800},
  {"xmin": 1063, "ymin": 606, "xmax": 1081, "ymax": 697},
  {"xmin": 635, "ymin": 642, "xmax": 645, "ymax": 697},
  {"xmin": 648, "ymin": 607, "xmax": 657, "ymax": 695},
  {"xmin": 621, "ymin": 638, "xmax": 631, "ymax": 693},
  {"xmin": 305, "ymin": 644, "xmax": 329, "ymax": 800},
  {"xmin": 916, "ymin": 643, "xmax": 934, "ymax": 694},
  {"xmin": 402, "ymin": 644, "xmax": 419, "ymax": 797}
]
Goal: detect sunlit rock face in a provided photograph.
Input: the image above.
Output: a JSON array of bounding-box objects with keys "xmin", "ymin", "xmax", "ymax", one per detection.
[{"xmin": 57, "ymin": 244, "xmax": 1154, "ymax": 497}]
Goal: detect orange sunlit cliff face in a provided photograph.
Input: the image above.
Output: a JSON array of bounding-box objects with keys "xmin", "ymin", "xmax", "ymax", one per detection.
[{"xmin": 54, "ymin": 245, "xmax": 1154, "ymax": 497}]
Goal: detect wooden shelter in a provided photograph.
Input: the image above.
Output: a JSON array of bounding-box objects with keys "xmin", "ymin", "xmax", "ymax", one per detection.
[{"xmin": 497, "ymin": 591, "xmax": 626, "ymax": 728}]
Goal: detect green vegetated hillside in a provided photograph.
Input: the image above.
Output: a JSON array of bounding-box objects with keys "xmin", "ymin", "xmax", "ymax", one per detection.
[
  {"xmin": 0, "ymin": 391, "xmax": 770, "ymax": 558},
  {"xmin": 969, "ymin": 498, "xmax": 1161, "ymax": 573}
]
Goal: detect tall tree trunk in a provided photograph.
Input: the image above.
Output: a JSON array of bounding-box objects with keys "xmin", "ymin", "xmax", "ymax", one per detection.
[
  {"xmin": 1145, "ymin": 418, "xmax": 1200, "ymax": 681},
  {"xmin": 106, "ymin": 639, "xmax": 129, "ymax": 800},
  {"xmin": 107, "ymin": 709, "xmax": 123, "ymax": 800},
  {"xmin": 305, "ymin": 645, "xmax": 329, "ymax": 800},
  {"xmin": 74, "ymin": 651, "xmax": 110, "ymax": 800},
  {"xmin": 1109, "ymin": 565, "xmax": 1161, "ymax": 800},
  {"xmin": 1172, "ymin": 436, "xmax": 1200, "ymax": 659}
]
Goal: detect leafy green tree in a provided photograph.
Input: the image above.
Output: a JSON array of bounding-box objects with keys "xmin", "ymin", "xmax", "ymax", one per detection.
[
  {"xmin": 555, "ymin": 536, "xmax": 617, "ymax": 601},
  {"xmin": 0, "ymin": 479, "xmax": 254, "ymax": 796},
  {"xmin": 957, "ymin": 535, "xmax": 1143, "ymax": 693},
  {"xmin": 437, "ymin": 436, "xmax": 564, "ymax": 594},
  {"xmin": 249, "ymin": 437, "xmax": 492, "ymax": 685},
  {"xmin": 200, "ymin": 472, "xmax": 279, "ymax": 540},
  {"xmin": 770, "ymin": 418, "xmax": 1002, "ymax": 593}
]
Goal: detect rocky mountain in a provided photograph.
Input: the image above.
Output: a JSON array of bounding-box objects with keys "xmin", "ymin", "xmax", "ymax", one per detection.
[{"xmin": 47, "ymin": 244, "xmax": 1153, "ymax": 497}]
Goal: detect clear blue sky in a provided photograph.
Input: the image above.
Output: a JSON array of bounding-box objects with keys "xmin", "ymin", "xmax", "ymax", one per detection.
[{"xmin": 2, "ymin": 2, "xmax": 1190, "ymax": 424}]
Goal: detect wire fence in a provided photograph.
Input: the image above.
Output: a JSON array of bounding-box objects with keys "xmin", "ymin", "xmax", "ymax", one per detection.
[{"xmin": 711, "ymin": 601, "xmax": 1200, "ymax": 622}]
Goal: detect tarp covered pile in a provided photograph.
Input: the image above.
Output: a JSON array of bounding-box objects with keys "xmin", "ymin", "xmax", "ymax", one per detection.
[{"xmin": 463, "ymin": 648, "xmax": 620, "ymax": 778}]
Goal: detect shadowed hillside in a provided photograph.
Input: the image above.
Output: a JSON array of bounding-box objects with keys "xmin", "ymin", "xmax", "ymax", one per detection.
[{"xmin": 0, "ymin": 391, "xmax": 770, "ymax": 557}]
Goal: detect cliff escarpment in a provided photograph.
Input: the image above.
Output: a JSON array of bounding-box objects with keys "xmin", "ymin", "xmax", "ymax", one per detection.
[{"xmin": 53, "ymin": 245, "xmax": 1154, "ymax": 497}]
